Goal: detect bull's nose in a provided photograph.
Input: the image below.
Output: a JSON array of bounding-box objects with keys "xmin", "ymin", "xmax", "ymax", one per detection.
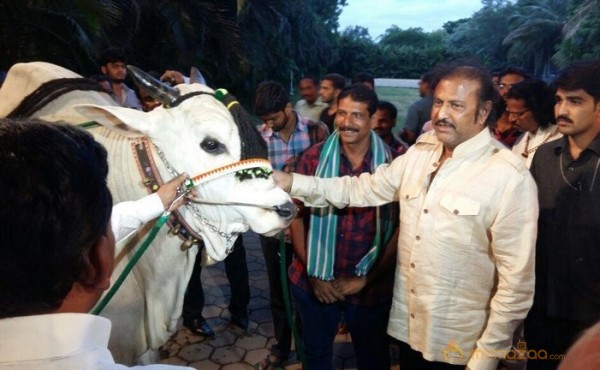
[{"xmin": 275, "ymin": 201, "xmax": 297, "ymax": 220}]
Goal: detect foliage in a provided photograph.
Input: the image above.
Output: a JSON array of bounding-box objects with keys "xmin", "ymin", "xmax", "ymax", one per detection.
[
  {"xmin": 445, "ymin": 0, "xmax": 516, "ymax": 70},
  {"xmin": 374, "ymin": 27, "xmax": 448, "ymax": 78},
  {"xmin": 331, "ymin": 26, "xmax": 377, "ymax": 79},
  {"xmin": 3, "ymin": 0, "xmax": 600, "ymax": 97},
  {"xmin": 502, "ymin": 0, "xmax": 567, "ymax": 77},
  {"xmin": 0, "ymin": 0, "xmax": 137, "ymax": 73},
  {"xmin": 553, "ymin": 0, "xmax": 600, "ymax": 68}
]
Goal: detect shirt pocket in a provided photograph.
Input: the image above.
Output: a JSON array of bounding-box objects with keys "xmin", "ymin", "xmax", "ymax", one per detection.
[
  {"xmin": 399, "ymin": 185, "xmax": 422, "ymax": 213},
  {"xmin": 436, "ymin": 193, "xmax": 481, "ymax": 245},
  {"xmin": 400, "ymin": 185, "xmax": 422, "ymax": 202}
]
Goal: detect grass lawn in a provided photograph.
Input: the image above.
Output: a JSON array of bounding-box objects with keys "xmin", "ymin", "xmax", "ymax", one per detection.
[{"xmin": 375, "ymin": 86, "xmax": 420, "ymax": 132}]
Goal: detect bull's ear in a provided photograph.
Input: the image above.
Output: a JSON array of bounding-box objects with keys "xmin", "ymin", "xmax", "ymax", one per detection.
[{"xmin": 73, "ymin": 104, "xmax": 160, "ymax": 138}]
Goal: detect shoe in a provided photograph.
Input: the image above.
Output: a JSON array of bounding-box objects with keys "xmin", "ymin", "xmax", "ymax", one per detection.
[
  {"xmin": 183, "ymin": 318, "xmax": 215, "ymax": 337},
  {"xmin": 230, "ymin": 313, "xmax": 249, "ymax": 331}
]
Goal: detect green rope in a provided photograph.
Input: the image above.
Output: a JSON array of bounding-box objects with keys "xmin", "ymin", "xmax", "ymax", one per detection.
[
  {"xmin": 77, "ymin": 121, "xmax": 100, "ymax": 129},
  {"xmin": 279, "ymin": 231, "xmax": 305, "ymax": 366},
  {"xmin": 91, "ymin": 212, "xmax": 170, "ymax": 316}
]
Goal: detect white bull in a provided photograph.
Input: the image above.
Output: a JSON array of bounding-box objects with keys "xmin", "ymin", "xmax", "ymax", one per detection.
[{"xmin": 0, "ymin": 62, "xmax": 294, "ymax": 365}]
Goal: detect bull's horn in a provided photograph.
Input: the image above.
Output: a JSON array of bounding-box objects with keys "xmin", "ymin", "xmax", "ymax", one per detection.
[
  {"xmin": 127, "ymin": 65, "xmax": 180, "ymax": 106},
  {"xmin": 189, "ymin": 67, "xmax": 206, "ymax": 85}
]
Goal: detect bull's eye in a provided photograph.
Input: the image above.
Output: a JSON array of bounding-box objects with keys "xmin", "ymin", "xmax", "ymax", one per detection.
[{"xmin": 200, "ymin": 137, "xmax": 225, "ymax": 154}]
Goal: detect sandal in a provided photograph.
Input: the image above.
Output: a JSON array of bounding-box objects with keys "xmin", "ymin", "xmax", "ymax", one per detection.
[{"xmin": 258, "ymin": 352, "xmax": 284, "ymax": 370}]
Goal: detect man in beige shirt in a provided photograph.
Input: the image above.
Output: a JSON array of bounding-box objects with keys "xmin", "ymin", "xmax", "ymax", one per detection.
[{"xmin": 275, "ymin": 65, "xmax": 538, "ymax": 370}]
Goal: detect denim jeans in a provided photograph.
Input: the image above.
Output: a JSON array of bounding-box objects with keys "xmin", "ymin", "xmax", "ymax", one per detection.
[{"xmin": 291, "ymin": 283, "xmax": 391, "ymax": 370}]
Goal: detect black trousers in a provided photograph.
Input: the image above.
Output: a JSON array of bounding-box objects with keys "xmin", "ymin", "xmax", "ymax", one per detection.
[
  {"xmin": 524, "ymin": 311, "xmax": 589, "ymax": 370},
  {"xmin": 182, "ymin": 237, "xmax": 250, "ymax": 320},
  {"xmin": 260, "ymin": 235, "xmax": 298, "ymax": 358},
  {"xmin": 395, "ymin": 340, "xmax": 464, "ymax": 370}
]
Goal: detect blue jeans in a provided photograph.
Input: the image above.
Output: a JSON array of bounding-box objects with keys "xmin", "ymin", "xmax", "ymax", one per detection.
[{"xmin": 291, "ymin": 283, "xmax": 391, "ymax": 370}]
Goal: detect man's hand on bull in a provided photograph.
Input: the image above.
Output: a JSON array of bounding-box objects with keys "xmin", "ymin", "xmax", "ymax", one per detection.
[
  {"xmin": 309, "ymin": 277, "xmax": 345, "ymax": 304},
  {"xmin": 272, "ymin": 169, "xmax": 293, "ymax": 193},
  {"xmin": 156, "ymin": 173, "xmax": 197, "ymax": 211},
  {"xmin": 160, "ymin": 70, "xmax": 186, "ymax": 86}
]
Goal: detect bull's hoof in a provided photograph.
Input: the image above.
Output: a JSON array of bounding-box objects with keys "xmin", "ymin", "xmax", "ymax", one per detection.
[{"xmin": 183, "ymin": 318, "xmax": 215, "ymax": 338}]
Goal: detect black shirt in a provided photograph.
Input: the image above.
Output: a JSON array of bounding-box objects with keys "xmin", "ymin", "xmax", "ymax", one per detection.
[
  {"xmin": 530, "ymin": 134, "xmax": 600, "ymax": 324},
  {"xmin": 319, "ymin": 108, "xmax": 336, "ymax": 134}
]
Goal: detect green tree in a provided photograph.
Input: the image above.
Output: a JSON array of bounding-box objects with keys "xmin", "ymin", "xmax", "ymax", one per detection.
[
  {"xmin": 502, "ymin": 0, "xmax": 567, "ymax": 77},
  {"xmin": 234, "ymin": 0, "xmax": 344, "ymax": 96},
  {"xmin": 375, "ymin": 26, "xmax": 448, "ymax": 78},
  {"xmin": 554, "ymin": 0, "xmax": 600, "ymax": 67},
  {"xmin": 0, "ymin": 0, "xmax": 137, "ymax": 73},
  {"xmin": 445, "ymin": 0, "xmax": 515, "ymax": 70},
  {"xmin": 130, "ymin": 0, "xmax": 241, "ymax": 85},
  {"xmin": 331, "ymin": 26, "xmax": 376, "ymax": 79}
]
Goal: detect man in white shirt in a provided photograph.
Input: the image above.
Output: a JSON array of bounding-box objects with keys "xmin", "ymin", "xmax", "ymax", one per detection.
[
  {"xmin": 274, "ymin": 65, "xmax": 538, "ymax": 370},
  {"xmin": 294, "ymin": 76, "xmax": 327, "ymax": 123},
  {"xmin": 0, "ymin": 118, "xmax": 191, "ymax": 370}
]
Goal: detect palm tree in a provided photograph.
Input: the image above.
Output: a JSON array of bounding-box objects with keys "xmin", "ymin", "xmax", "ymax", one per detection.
[
  {"xmin": 0, "ymin": 0, "xmax": 136, "ymax": 73},
  {"xmin": 553, "ymin": 0, "xmax": 600, "ymax": 67},
  {"xmin": 130, "ymin": 0, "xmax": 241, "ymax": 85},
  {"xmin": 502, "ymin": 0, "xmax": 568, "ymax": 77}
]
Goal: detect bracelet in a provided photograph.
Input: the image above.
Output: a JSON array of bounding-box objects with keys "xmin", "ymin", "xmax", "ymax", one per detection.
[{"xmin": 285, "ymin": 172, "xmax": 294, "ymax": 194}]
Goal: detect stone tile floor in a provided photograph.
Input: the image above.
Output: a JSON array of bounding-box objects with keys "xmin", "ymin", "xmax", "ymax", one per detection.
[{"xmin": 159, "ymin": 232, "xmax": 399, "ymax": 370}]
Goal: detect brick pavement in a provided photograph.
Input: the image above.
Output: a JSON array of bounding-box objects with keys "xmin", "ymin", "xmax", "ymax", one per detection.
[{"xmin": 159, "ymin": 232, "xmax": 399, "ymax": 370}]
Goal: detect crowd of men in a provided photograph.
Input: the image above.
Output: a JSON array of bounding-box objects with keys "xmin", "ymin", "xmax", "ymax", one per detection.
[{"xmin": 0, "ymin": 46, "xmax": 599, "ymax": 370}]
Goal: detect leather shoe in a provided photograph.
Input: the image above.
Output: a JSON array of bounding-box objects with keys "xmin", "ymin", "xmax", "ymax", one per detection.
[
  {"xmin": 183, "ymin": 318, "xmax": 215, "ymax": 337},
  {"xmin": 230, "ymin": 313, "xmax": 249, "ymax": 331}
]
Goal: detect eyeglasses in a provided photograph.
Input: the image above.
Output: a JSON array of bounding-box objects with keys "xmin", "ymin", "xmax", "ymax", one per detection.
[
  {"xmin": 506, "ymin": 109, "xmax": 530, "ymax": 118},
  {"xmin": 498, "ymin": 83, "xmax": 516, "ymax": 90}
]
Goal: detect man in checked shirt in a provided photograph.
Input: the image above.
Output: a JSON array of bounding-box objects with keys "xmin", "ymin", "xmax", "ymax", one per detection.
[{"xmin": 254, "ymin": 80, "xmax": 329, "ymax": 369}]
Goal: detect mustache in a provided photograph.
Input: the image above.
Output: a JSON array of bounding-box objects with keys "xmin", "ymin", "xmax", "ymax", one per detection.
[
  {"xmin": 433, "ymin": 118, "xmax": 456, "ymax": 129},
  {"xmin": 556, "ymin": 115, "xmax": 573, "ymax": 124},
  {"xmin": 338, "ymin": 125, "xmax": 359, "ymax": 132}
]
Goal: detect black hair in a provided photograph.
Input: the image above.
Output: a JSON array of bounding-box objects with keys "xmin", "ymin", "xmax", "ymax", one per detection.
[
  {"xmin": 322, "ymin": 73, "xmax": 346, "ymax": 90},
  {"xmin": 378, "ymin": 100, "xmax": 398, "ymax": 120},
  {"xmin": 352, "ymin": 72, "xmax": 375, "ymax": 87},
  {"xmin": 552, "ymin": 59, "xmax": 600, "ymax": 103},
  {"xmin": 507, "ymin": 79, "xmax": 555, "ymax": 128},
  {"xmin": 254, "ymin": 80, "xmax": 289, "ymax": 116},
  {"xmin": 337, "ymin": 83, "xmax": 379, "ymax": 116},
  {"xmin": 499, "ymin": 66, "xmax": 532, "ymax": 81},
  {"xmin": 98, "ymin": 47, "xmax": 127, "ymax": 66},
  {"xmin": 0, "ymin": 119, "xmax": 112, "ymax": 318},
  {"xmin": 299, "ymin": 75, "xmax": 318, "ymax": 86}
]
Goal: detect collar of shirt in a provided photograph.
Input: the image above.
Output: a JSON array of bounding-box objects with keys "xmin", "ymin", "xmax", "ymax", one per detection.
[
  {"xmin": 552, "ymin": 133, "xmax": 600, "ymax": 158},
  {"xmin": 0, "ymin": 313, "xmax": 111, "ymax": 363},
  {"xmin": 416, "ymin": 127, "xmax": 494, "ymax": 161}
]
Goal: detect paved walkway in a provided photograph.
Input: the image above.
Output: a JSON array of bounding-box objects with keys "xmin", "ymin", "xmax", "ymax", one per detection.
[{"xmin": 158, "ymin": 232, "xmax": 400, "ymax": 370}]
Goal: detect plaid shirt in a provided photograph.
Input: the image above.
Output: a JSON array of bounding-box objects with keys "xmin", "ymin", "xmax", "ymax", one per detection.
[
  {"xmin": 257, "ymin": 112, "xmax": 329, "ymax": 171},
  {"xmin": 289, "ymin": 141, "xmax": 399, "ymax": 306}
]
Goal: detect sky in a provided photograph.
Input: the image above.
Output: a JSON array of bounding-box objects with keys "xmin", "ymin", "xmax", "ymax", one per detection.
[{"xmin": 338, "ymin": 0, "xmax": 484, "ymax": 39}]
